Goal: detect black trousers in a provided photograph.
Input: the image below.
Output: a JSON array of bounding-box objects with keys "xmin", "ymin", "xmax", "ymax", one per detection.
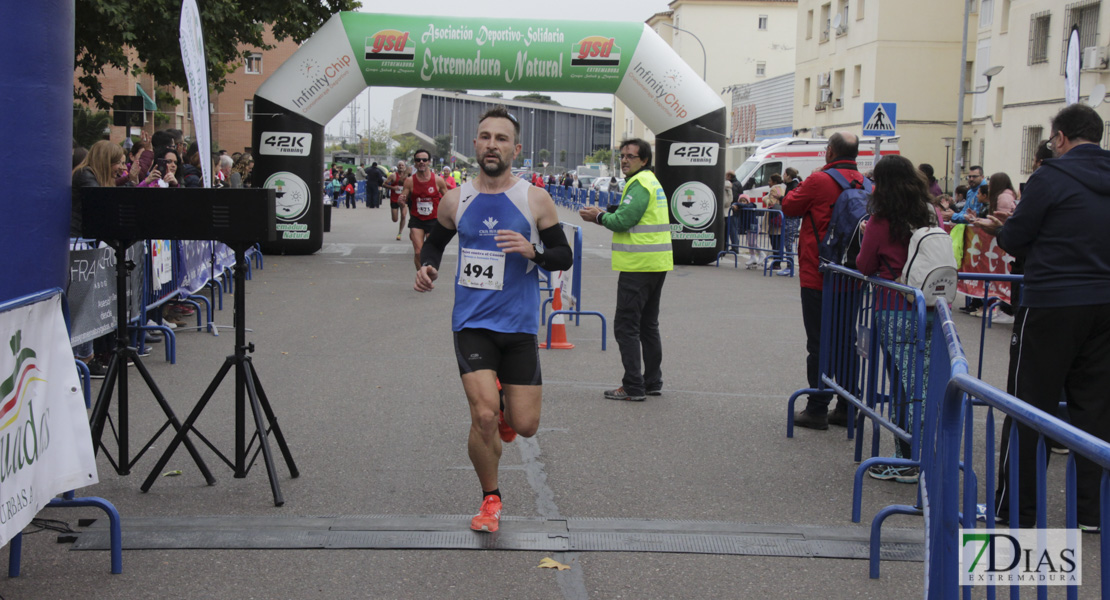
[
  {"xmin": 994, "ymin": 303, "xmax": 1110, "ymax": 526},
  {"xmin": 614, "ymin": 271, "xmax": 667, "ymax": 395},
  {"xmin": 800, "ymin": 286, "xmax": 856, "ymax": 414}
]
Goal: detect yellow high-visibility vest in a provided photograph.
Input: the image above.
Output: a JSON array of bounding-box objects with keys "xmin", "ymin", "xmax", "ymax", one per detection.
[{"xmin": 611, "ymin": 170, "xmax": 673, "ymax": 272}]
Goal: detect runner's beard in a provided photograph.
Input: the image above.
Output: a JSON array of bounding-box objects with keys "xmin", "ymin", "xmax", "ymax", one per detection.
[{"xmin": 481, "ymin": 154, "xmax": 509, "ymax": 177}]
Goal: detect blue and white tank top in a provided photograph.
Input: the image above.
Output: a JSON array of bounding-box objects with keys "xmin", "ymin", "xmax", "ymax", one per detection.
[{"xmin": 451, "ymin": 179, "xmax": 539, "ymax": 333}]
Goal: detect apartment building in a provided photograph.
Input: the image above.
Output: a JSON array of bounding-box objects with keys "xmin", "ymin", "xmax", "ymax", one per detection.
[{"xmin": 613, "ymin": 0, "xmax": 798, "ymax": 153}]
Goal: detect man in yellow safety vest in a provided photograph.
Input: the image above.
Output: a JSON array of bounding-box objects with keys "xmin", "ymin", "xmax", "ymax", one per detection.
[{"xmin": 579, "ymin": 138, "xmax": 673, "ymax": 401}]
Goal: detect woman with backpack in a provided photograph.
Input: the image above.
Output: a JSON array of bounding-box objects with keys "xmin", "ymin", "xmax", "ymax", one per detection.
[{"xmin": 856, "ymin": 154, "xmax": 944, "ymax": 484}]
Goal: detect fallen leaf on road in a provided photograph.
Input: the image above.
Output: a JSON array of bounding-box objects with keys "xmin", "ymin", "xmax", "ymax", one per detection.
[
  {"xmin": 537, "ymin": 558, "xmax": 570, "ymax": 571},
  {"xmin": 162, "ymin": 470, "xmax": 182, "ymax": 477}
]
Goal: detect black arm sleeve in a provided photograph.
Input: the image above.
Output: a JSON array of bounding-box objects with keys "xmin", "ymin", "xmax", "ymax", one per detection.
[
  {"xmin": 533, "ymin": 224, "xmax": 573, "ymax": 271},
  {"xmin": 419, "ymin": 221, "xmax": 457, "ymax": 270}
]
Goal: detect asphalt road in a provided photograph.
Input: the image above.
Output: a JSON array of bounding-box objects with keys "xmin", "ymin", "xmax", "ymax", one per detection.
[{"xmin": 3, "ymin": 201, "xmax": 1028, "ymax": 599}]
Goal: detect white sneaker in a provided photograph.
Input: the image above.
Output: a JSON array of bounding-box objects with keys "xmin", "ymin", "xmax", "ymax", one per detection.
[
  {"xmin": 775, "ymin": 268, "xmax": 792, "ymax": 276},
  {"xmin": 745, "ymin": 255, "xmax": 759, "ymax": 266},
  {"xmin": 991, "ymin": 312, "xmax": 1015, "ymax": 324}
]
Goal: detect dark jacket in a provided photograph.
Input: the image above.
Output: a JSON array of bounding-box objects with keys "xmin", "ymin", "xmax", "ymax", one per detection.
[
  {"xmin": 180, "ymin": 164, "xmax": 204, "ymax": 188},
  {"xmin": 71, "ymin": 167, "xmax": 100, "ymax": 237},
  {"xmin": 997, "ymin": 143, "xmax": 1110, "ymax": 307}
]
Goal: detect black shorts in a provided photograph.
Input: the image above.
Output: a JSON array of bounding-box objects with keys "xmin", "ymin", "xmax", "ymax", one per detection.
[
  {"xmin": 453, "ymin": 328, "xmax": 541, "ymax": 386},
  {"xmin": 391, "ymin": 201, "xmax": 405, "ymax": 209},
  {"xmin": 409, "ymin": 218, "xmax": 436, "ymax": 232}
]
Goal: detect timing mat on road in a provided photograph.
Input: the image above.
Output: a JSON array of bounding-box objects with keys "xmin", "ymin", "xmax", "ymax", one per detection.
[{"xmin": 67, "ymin": 515, "xmax": 923, "ymax": 561}]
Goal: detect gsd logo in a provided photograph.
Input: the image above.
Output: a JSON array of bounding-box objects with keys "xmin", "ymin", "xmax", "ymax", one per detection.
[
  {"xmin": 571, "ymin": 36, "xmax": 620, "ymax": 67},
  {"xmin": 365, "ymin": 30, "xmax": 414, "ymax": 61}
]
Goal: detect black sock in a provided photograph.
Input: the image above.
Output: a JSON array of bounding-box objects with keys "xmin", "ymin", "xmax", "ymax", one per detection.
[{"xmin": 483, "ymin": 488, "xmax": 501, "ymax": 500}]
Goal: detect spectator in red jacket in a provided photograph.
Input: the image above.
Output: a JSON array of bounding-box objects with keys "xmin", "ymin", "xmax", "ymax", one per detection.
[{"xmin": 781, "ymin": 132, "xmax": 861, "ymax": 430}]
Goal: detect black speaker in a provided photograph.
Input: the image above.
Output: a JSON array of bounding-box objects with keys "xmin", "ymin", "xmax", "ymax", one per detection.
[
  {"xmin": 80, "ymin": 187, "xmax": 277, "ymax": 243},
  {"xmin": 112, "ymin": 95, "xmax": 144, "ymax": 128}
]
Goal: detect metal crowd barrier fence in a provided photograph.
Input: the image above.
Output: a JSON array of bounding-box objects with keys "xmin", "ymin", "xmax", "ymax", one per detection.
[
  {"xmin": 1, "ymin": 288, "xmax": 122, "ymax": 576},
  {"xmin": 717, "ymin": 207, "xmax": 792, "ymax": 277},
  {"xmin": 786, "ymin": 265, "xmax": 931, "ymax": 547},
  {"xmin": 925, "ymin": 300, "xmax": 1110, "ymax": 599},
  {"xmin": 956, "ymin": 273, "xmax": 1023, "ymax": 379},
  {"xmin": 539, "ymin": 222, "xmax": 607, "ymax": 350}
]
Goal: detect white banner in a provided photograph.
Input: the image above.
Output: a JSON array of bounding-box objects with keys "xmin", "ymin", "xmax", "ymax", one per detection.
[
  {"xmin": 0, "ymin": 295, "xmax": 99, "ymax": 546},
  {"xmin": 180, "ymin": 0, "xmax": 212, "ymax": 187},
  {"xmin": 1065, "ymin": 26, "xmax": 1080, "ymax": 106}
]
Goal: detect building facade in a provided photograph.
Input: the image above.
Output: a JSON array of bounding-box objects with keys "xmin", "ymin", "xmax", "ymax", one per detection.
[
  {"xmin": 390, "ymin": 90, "xmax": 612, "ymax": 172},
  {"xmin": 613, "ymin": 0, "xmax": 799, "ymax": 158}
]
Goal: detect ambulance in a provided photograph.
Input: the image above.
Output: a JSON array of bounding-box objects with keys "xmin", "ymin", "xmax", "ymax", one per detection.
[{"xmin": 732, "ymin": 136, "xmax": 900, "ymax": 206}]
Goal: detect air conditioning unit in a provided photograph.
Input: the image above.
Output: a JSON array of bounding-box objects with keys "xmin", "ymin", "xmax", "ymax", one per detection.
[
  {"xmin": 1083, "ymin": 46, "xmax": 1110, "ymax": 71},
  {"xmin": 832, "ymin": 98, "xmax": 843, "ymax": 109},
  {"xmin": 820, "ymin": 88, "xmax": 833, "ymax": 103}
]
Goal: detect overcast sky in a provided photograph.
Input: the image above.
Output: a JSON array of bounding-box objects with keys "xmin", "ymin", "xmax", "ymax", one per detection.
[{"xmin": 324, "ymin": 0, "xmax": 674, "ymax": 136}]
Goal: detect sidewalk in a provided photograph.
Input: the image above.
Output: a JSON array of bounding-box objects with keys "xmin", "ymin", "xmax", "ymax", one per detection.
[{"xmin": 3, "ymin": 203, "xmax": 1016, "ymax": 599}]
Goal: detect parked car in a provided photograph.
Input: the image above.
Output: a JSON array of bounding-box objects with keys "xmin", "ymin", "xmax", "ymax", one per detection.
[
  {"xmin": 591, "ymin": 176, "xmax": 625, "ymax": 195},
  {"xmin": 576, "ymin": 175, "xmax": 597, "ymax": 190}
]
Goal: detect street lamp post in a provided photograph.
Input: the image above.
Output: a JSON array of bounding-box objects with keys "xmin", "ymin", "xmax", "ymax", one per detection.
[
  {"xmin": 530, "ymin": 109, "xmax": 535, "ymax": 168},
  {"xmin": 658, "ymin": 22, "xmax": 706, "ymax": 80},
  {"xmin": 942, "ymin": 137, "xmax": 954, "ymax": 194}
]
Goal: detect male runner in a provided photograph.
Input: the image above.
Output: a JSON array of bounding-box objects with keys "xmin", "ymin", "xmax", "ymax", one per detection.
[
  {"xmin": 400, "ymin": 149, "xmax": 449, "ymax": 269},
  {"xmin": 387, "ymin": 161, "xmax": 408, "ymax": 241},
  {"xmin": 415, "ymin": 105, "xmax": 573, "ymax": 533}
]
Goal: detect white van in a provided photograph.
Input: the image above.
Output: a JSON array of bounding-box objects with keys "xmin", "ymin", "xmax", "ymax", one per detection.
[{"xmin": 732, "ymin": 136, "xmax": 900, "ymax": 205}]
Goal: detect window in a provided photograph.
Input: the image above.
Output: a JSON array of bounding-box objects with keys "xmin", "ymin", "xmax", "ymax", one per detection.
[
  {"xmin": 756, "ymin": 62, "xmax": 766, "ymax": 77},
  {"xmin": 820, "ymin": 3, "xmax": 831, "ymax": 42},
  {"xmin": 751, "ymin": 162, "xmax": 783, "ymax": 188},
  {"xmin": 853, "ymin": 64, "xmax": 861, "ymax": 96},
  {"xmin": 186, "ymin": 98, "xmax": 192, "ymax": 121},
  {"xmin": 857, "ymin": 0, "xmax": 865, "ymax": 20},
  {"xmin": 1029, "ymin": 12, "xmax": 1051, "ymax": 64},
  {"xmin": 803, "ymin": 77, "xmax": 811, "ymax": 106},
  {"xmin": 244, "ymin": 99, "xmax": 253, "ymax": 122},
  {"xmin": 807, "ymin": 10, "xmax": 814, "ymax": 39},
  {"xmin": 758, "ymin": 15, "xmax": 768, "ymax": 30},
  {"xmin": 836, "ymin": 0, "xmax": 849, "ymax": 34},
  {"xmin": 625, "ymin": 117, "xmax": 633, "ymax": 136},
  {"xmin": 980, "ymin": 0, "xmax": 994, "ymax": 28},
  {"xmin": 833, "ymin": 68, "xmax": 845, "ymax": 106},
  {"xmin": 1001, "ymin": 0, "xmax": 1011, "ymax": 33},
  {"xmin": 1063, "ymin": 1, "xmax": 1101, "ymax": 73},
  {"xmin": 965, "ymin": 60, "xmax": 975, "ymax": 90},
  {"xmin": 1021, "ymin": 126, "xmax": 1043, "ymax": 172},
  {"xmin": 245, "ymin": 53, "xmax": 262, "ymax": 75}
]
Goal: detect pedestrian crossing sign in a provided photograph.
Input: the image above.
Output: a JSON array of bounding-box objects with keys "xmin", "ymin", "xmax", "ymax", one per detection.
[{"xmin": 862, "ymin": 102, "xmax": 897, "ymax": 137}]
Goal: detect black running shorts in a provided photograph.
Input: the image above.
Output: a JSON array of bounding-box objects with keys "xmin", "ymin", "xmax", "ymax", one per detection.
[
  {"xmin": 453, "ymin": 328, "xmax": 541, "ymax": 385},
  {"xmin": 409, "ymin": 218, "xmax": 436, "ymax": 232}
]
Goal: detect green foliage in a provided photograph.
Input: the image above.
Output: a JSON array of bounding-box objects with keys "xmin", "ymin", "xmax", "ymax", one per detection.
[
  {"xmin": 368, "ymin": 119, "xmax": 392, "ymax": 156},
  {"xmin": 512, "ymin": 93, "xmax": 561, "ymax": 106},
  {"xmin": 393, "ymin": 137, "xmax": 422, "ymax": 161},
  {"xmin": 586, "ymin": 148, "xmax": 613, "ymax": 165},
  {"xmin": 73, "ymin": 103, "xmax": 111, "ymax": 149},
  {"xmin": 486, "ymin": 92, "xmax": 503, "ymax": 98},
  {"xmin": 559, "ymin": 149, "xmax": 567, "ymax": 164},
  {"xmin": 74, "ymin": 0, "xmax": 360, "ymax": 109},
  {"xmin": 433, "ymin": 135, "xmax": 452, "ymax": 161},
  {"xmin": 538, "ymin": 149, "xmax": 551, "ymax": 164}
]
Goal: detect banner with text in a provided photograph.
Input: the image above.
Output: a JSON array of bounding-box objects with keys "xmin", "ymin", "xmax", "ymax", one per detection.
[{"xmin": 0, "ymin": 294, "xmax": 99, "ymax": 545}]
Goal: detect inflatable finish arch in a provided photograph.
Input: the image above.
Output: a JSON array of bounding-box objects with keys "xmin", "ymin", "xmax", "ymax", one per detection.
[{"xmin": 252, "ymin": 12, "xmax": 725, "ymax": 264}]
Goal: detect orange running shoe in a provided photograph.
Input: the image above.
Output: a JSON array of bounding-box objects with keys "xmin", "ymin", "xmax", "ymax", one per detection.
[
  {"xmin": 498, "ymin": 410, "xmax": 517, "ymax": 443},
  {"xmin": 470, "ymin": 494, "xmax": 502, "ymax": 532}
]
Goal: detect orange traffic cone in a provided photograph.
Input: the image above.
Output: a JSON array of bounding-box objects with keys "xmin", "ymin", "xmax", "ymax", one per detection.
[{"xmin": 540, "ymin": 271, "xmax": 575, "ymax": 349}]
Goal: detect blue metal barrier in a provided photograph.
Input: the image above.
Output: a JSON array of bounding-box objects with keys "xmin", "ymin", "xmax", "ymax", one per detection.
[
  {"xmin": 926, "ymin": 298, "xmax": 1110, "ymax": 598},
  {"xmin": 786, "ymin": 265, "xmax": 931, "ymax": 534},
  {"xmin": 956, "ymin": 273, "xmax": 1023, "ymax": 379},
  {"xmin": 717, "ymin": 207, "xmax": 791, "ymax": 276},
  {"xmin": 540, "ymin": 223, "xmax": 607, "ymax": 351}
]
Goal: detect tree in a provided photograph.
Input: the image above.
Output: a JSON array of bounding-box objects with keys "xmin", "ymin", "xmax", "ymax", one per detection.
[
  {"xmin": 538, "ymin": 149, "xmax": 550, "ymax": 165},
  {"xmin": 486, "ymin": 92, "xmax": 503, "ymax": 98},
  {"xmin": 559, "ymin": 149, "xmax": 567, "ymax": 165},
  {"xmin": 434, "ymin": 135, "xmax": 453, "ymax": 162},
  {"xmin": 73, "ymin": 103, "xmax": 111, "ymax": 149},
  {"xmin": 393, "ymin": 137, "xmax": 422, "ymax": 161},
  {"xmin": 75, "ymin": 0, "xmax": 359, "ymax": 109},
  {"xmin": 367, "ymin": 119, "xmax": 392, "ymax": 156},
  {"xmin": 585, "ymin": 148, "xmax": 612, "ymax": 165},
  {"xmin": 512, "ymin": 93, "xmax": 561, "ymax": 106}
]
